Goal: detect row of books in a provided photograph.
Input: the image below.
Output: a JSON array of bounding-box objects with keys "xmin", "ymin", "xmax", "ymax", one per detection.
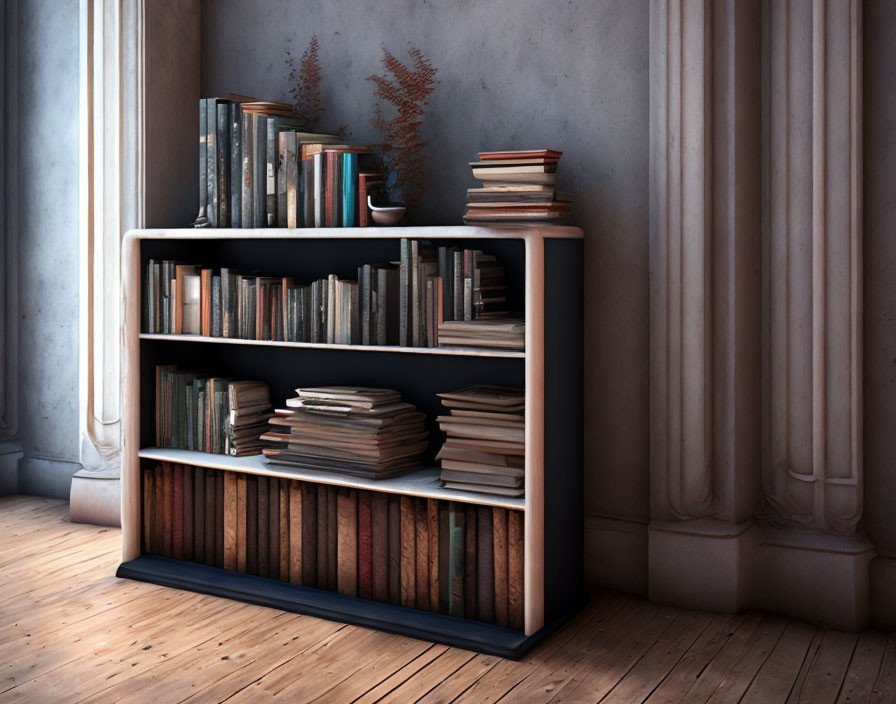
[
  {"xmin": 155, "ymin": 366, "xmax": 272, "ymax": 456},
  {"xmin": 142, "ymin": 463, "xmax": 524, "ymax": 628},
  {"xmin": 463, "ymin": 149, "xmax": 572, "ymax": 225},
  {"xmin": 142, "ymin": 239, "xmax": 514, "ymax": 350},
  {"xmin": 437, "ymin": 386, "xmax": 525, "ymax": 497},
  {"xmin": 263, "ymin": 387, "xmax": 429, "ymax": 479},
  {"xmin": 196, "ymin": 96, "xmax": 385, "ymax": 229}
]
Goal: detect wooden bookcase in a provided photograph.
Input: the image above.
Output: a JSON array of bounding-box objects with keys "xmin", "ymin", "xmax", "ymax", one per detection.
[{"xmin": 118, "ymin": 225, "xmax": 584, "ymax": 658}]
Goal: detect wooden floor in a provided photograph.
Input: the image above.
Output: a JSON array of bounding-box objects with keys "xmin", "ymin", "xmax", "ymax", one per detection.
[{"xmin": 1, "ymin": 496, "xmax": 894, "ymax": 704}]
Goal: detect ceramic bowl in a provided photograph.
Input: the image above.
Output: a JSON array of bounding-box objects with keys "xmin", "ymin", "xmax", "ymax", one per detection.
[{"xmin": 368, "ymin": 196, "xmax": 406, "ymax": 226}]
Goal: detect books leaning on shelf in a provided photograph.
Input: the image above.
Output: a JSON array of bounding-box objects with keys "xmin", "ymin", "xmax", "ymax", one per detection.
[
  {"xmin": 142, "ymin": 462, "xmax": 525, "ymax": 628},
  {"xmin": 463, "ymin": 148, "xmax": 572, "ymax": 225},
  {"xmin": 436, "ymin": 386, "xmax": 526, "ymax": 497},
  {"xmin": 437, "ymin": 319, "xmax": 525, "ymax": 351},
  {"xmin": 155, "ymin": 365, "xmax": 273, "ymax": 456},
  {"xmin": 262, "ymin": 387, "xmax": 429, "ymax": 479}
]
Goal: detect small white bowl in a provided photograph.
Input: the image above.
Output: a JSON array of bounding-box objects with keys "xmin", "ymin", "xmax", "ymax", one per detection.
[{"xmin": 368, "ymin": 196, "xmax": 406, "ymax": 226}]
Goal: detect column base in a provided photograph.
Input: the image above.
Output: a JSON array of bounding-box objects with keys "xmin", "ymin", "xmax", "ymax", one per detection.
[
  {"xmin": 585, "ymin": 515, "xmax": 648, "ymax": 596},
  {"xmin": 17, "ymin": 455, "xmax": 82, "ymax": 499},
  {"xmin": 0, "ymin": 440, "xmax": 23, "ymax": 495},
  {"xmin": 869, "ymin": 556, "xmax": 896, "ymax": 631}
]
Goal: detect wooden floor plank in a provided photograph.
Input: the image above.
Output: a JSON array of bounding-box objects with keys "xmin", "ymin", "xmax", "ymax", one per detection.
[
  {"xmin": 790, "ymin": 629, "xmax": 859, "ymax": 704},
  {"xmin": 739, "ymin": 620, "xmax": 818, "ymax": 704},
  {"xmin": 351, "ymin": 645, "xmax": 450, "ymax": 704},
  {"xmin": 870, "ymin": 634, "xmax": 896, "ymax": 703},
  {"xmin": 836, "ymin": 630, "xmax": 888, "ymax": 704}
]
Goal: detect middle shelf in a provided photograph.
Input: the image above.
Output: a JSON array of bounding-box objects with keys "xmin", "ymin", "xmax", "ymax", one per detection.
[{"xmin": 138, "ymin": 447, "xmax": 526, "ymax": 510}]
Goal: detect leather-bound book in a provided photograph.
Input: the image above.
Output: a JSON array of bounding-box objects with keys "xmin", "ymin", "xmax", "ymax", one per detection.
[
  {"xmin": 279, "ymin": 478, "xmax": 290, "ymax": 580},
  {"xmin": 414, "ymin": 498, "xmax": 429, "ymax": 610},
  {"xmin": 236, "ymin": 474, "xmax": 248, "ymax": 573},
  {"xmin": 427, "ymin": 499, "xmax": 439, "ymax": 611},
  {"xmin": 215, "ymin": 470, "xmax": 225, "ymax": 568},
  {"xmin": 182, "ymin": 465, "xmax": 194, "ymax": 562},
  {"xmin": 288, "ymin": 481, "xmax": 302, "ymax": 585},
  {"xmin": 153, "ymin": 465, "xmax": 164, "ymax": 555},
  {"xmin": 257, "ymin": 476, "xmax": 270, "ymax": 577},
  {"xmin": 399, "ymin": 496, "xmax": 416, "ymax": 608},
  {"xmin": 449, "ymin": 502, "xmax": 465, "ymax": 617},
  {"xmin": 508, "ymin": 509, "xmax": 524, "ymax": 630},
  {"xmin": 492, "ymin": 507, "xmax": 509, "ymax": 627},
  {"xmin": 464, "ymin": 505, "xmax": 477, "ymax": 619},
  {"xmin": 302, "ymin": 481, "xmax": 317, "ymax": 586},
  {"xmin": 172, "ymin": 464, "xmax": 184, "ymax": 560},
  {"xmin": 357, "ymin": 491, "xmax": 373, "ymax": 599},
  {"xmin": 336, "ymin": 488, "xmax": 358, "ymax": 596},
  {"xmin": 204, "ymin": 470, "xmax": 215, "ymax": 566},
  {"xmin": 193, "ymin": 467, "xmax": 205, "ymax": 563},
  {"xmin": 142, "ymin": 468, "xmax": 153, "ymax": 554},
  {"xmin": 477, "ymin": 506, "xmax": 494, "ymax": 622},
  {"xmin": 371, "ymin": 492, "xmax": 389, "ymax": 602},
  {"xmin": 223, "ymin": 471, "xmax": 238, "ymax": 571},
  {"xmin": 327, "ymin": 486, "xmax": 337, "ymax": 590},
  {"xmin": 162, "ymin": 463, "xmax": 173, "ymax": 558},
  {"xmin": 268, "ymin": 476, "xmax": 280, "ymax": 581},
  {"xmin": 388, "ymin": 494, "xmax": 401, "ymax": 604},
  {"xmin": 246, "ymin": 474, "xmax": 258, "ymax": 575},
  {"xmin": 316, "ymin": 485, "xmax": 328, "ymax": 588},
  {"xmin": 438, "ymin": 501, "xmax": 449, "ymax": 612}
]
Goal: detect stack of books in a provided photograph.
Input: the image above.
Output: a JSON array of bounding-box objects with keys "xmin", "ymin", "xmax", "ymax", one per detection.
[
  {"xmin": 463, "ymin": 149, "xmax": 572, "ymax": 225},
  {"xmin": 262, "ymin": 387, "xmax": 429, "ymax": 478},
  {"xmin": 155, "ymin": 366, "xmax": 273, "ymax": 456},
  {"xmin": 437, "ymin": 319, "xmax": 525, "ymax": 351},
  {"xmin": 197, "ymin": 95, "xmax": 381, "ymax": 229},
  {"xmin": 436, "ymin": 386, "xmax": 525, "ymax": 497}
]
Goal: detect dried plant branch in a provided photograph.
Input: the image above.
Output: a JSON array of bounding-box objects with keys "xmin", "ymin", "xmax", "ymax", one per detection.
[{"xmin": 286, "ymin": 35, "xmax": 322, "ymax": 130}]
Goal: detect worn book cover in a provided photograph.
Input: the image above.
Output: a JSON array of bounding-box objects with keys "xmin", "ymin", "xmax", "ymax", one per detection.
[
  {"xmin": 316, "ymin": 485, "xmax": 328, "ymax": 588},
  {"xmin": 257, "ymin": 475, "xmax": 270, "ymax": 577},
  {"xmin": 223, "ymin": 471, "xmax": 238, "ymax": 571},
  {"xmin": 288, "ymin": 481, "xmax": 302, "ymax": 585},
  {"xmin": 388, "ymin": 494, "xmax": 401, "ymax": 605},
  {"xmin": 370, "ymin": 491, "xmax": 388, "ymax": 602},
  {"xmin": 427, "ymin": 499, "xmax": 440, "ymax": 611},
  {"xmin": 477, "ymin": 506, "xmax": 494, "ymax": 622},
  {"xmin": 279, "ymin": 478, "xmax": 290, "ymax": 580},
  {"xmin": 246, "ymin": 474, "xmax": 258, "ymax": 575},
  {"xmin": 357, "ymin": 490, "xmax": 373, "ymax": 599},
  {"xmin": 492, "ymin": 507, "xmax": 509, "ymax": 627},
  {"xmin": 301, "ymin": 480, "xmax": 317, "ymax": 586},
  {"xmin": 217, "ymin": 102, "xmax": 230, "ymax": 226},
  {"xmin": 142, "ymin": 468, "xmax": 153, "ymax": 554},
  {"xmin": 508, "ymin": 509, "xmax": 524, "ymax": 630},
  {"xmin": 438, "ymin": 500, "xmax": 449, "ymax": 612},
  {"xmin": 236, "ymin": 473, "xmax": 247, "ymax": 573},
  {"xmin": 414, "ymin": 498, "xmax": 429, "ymax": 610},
  {"xmin": 215, "ymin": 471, "xmax": 225, "ymax": 568},
  {"xmin": 153, "ymin": 465, "xmax": 164, "ymax": 556},
  {"xmin": 198, "ymin": 99, "xmax": 207, "ymax": 220},
  {"xmin": 268, "ymin": 475, "xmax": 281, "ymax": 580},
  {"xmin": 230, "ymin": 102, "xmax": 242, "ymax": 228},
  {"xmin": 400, "ymin": 496, "xmax": 416, "ymax": 608},
  {"xmin": 162, "ymin": 463, "xmax": 173, "ymax": 558},
  {"xmin": 203, "ymin": 470, "xmax": 215, "ymax": 566},
  {"xmin": 193, "ymin": 466, "xmax": 205, "ymax": 563},
  {"xmin": 449, "ymin": 502, "xmax": 465, "ymax": 618},
  {"xmin": 337, "ymin": 488, "xmax": 358, "ymax": 596},
  {"xmin": 464, "ymin": 506, "xmax": 478, "ymax": 619},
  {"xmin": 327, "ymin": 486, "xmax": 338, "ymax": 590},
  {"xmin": 172, "ymin": 464, "xmax": 184, "ymax": 560}
]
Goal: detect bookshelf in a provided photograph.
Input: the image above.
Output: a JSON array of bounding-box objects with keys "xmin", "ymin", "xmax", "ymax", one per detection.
[{"xmin": 118, "ymin": 225, "xmax": 584, "ymax": 658}]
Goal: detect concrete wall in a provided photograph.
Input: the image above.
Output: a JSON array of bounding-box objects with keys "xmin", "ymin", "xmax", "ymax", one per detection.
[
  {"xmin": 201, "ymin": 0, "xmax": 652, "ymax": 592},
  {"xmin": 14, "ymin": 0, "xmax": 82, "ymax": 498}
]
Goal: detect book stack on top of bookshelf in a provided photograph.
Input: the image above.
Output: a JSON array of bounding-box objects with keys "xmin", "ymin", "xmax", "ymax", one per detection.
[
  {"xmin": 463, "ymin": 149, "xmax": 572, "ymax": 225},
  {"xmin": 197, "ymin": 95, "xmax": 382, "ymax": 229}
]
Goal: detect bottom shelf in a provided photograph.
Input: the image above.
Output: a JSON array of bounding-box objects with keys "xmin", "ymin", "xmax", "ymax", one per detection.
[{"xmin": 117, "ymin": 555, "xmax": 587, "ymax": 659}]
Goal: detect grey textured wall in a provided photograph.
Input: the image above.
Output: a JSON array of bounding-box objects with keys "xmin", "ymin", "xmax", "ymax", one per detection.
[
  {"xmin": 201, "ymin": 0, "xmax": 652, "ymax": 587},
  {"xmin": 863, "ymin": 0, "xmax": 896, "ymax": 559},
  {"xmin": 15, "ymin": 0, "xmax": 82, "ymax": 498}
]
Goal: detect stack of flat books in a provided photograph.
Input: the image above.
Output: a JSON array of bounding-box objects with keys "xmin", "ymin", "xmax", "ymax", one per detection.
[
  {"xmin": 227, "ymin": 381, "xmax": 274, "ymax": 456},
  {"xmin": 437, "ymin": 319, "xmax": 525, "ymax": 351},
  {"xmin": 436, "ymin": 386, "xmax": 525, "ymax": 497},
  {"xmin": 262, "ymin": 387, "xmax": 429, "ymax": 478},
  {"xmin": 463, "ymin": 149, "xmax": 572, "ymax": 225}
]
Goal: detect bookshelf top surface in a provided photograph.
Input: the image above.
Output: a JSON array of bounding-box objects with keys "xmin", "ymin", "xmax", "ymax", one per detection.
[
  {"xmin": 125, "ymin": 225, "xmax": 583, "ymax": 243},
  {"xmin": 138, "ymin": 447, "xmax": 526, "ymax": 510}
]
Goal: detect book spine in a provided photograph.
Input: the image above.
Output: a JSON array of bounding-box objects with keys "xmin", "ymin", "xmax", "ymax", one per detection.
[
  {"xmin": 349, "ymin": 281, "xmax": 360, "ymax": 345},
  {"xmin": 142, "ymin": 468, "xmax": 153, "ymax": 553},
  {"xmin": 217, "ymin": 102, "xmax": 230, "ymax": 227},
  {"xmin": 182, "ymin": 465, "xmax": 193, "ymax": 562},
  {"xmin": 265, "ymin": 118, "xmax": 277, "ymax": 226},
  {"xmin": 223, "ymin": 471, "xmax": 238, "ymax": 571},
  {"xmin": 464, "ymin": 504, "xmax": 477, "ymax": 619},
  {"xmin": 153, "ymin": 465, "xmax": 164, "ymax": 556},
  {"xmin": 301, "ymin": 481, "xmax": 317, "ymax": 586},
  {"xmin": 286, "ymin": 133, "xmax": 299, "ymax": 228},
  {"xmin": 215, "ymin": 470, "xmax": 225, "ymax": 568},
  {"xmin": 206, "ymin": 100, "xmax": 217, "ymax": 227},
  {"xmin": 288, "ymin": 481, "xmax": 302, "ymax": 585},
  {"xmin": 388, "ymin": 494, "xmax": 401, "ymax": 605},
  {"xmin": 198, "ymin": 99, "xmax": 207, "ymax": 220},
  {"xmin": 203, "ymin": 470, "xmax": 215, "ymax": 566},
  {"xmin": 427, "ymin": 499, "xmax": 440, "ymax": 612},
  {"xmin": 438, "ymin": 501, "xmax": 449, "ymax": 613},
  {"xmin": 241, "ymin": 110, "xmax": 252, "ymax": 227},
  {"xmin": 399, "ymin": 239, "xmax": 410, "ymax": 346},
  {"xmin": 334, "ymin": 152, "xmax": 343, "ymax": 227},
  {"xmin": 410, "ymin": 240, "xmax": 420, "ymax": 347},
  {"xmin": 453, "ymin": 250, "xmax": 463, "ymax": 320},
  {"xmin": 361, "ymin": 264, "xmax": 371, "ymax": 345},
  {"xmin": 277, "ymin": 131, "xmax": 289, "ymax": 228},
  {"xmin": 370, "ymin": 492, "xmax": 388, "ymax": 601},
  {"xmin": 193, "ymin": 466, "xmax": 205, "ymax": 563},
  {"xmin": 220, "ymin": 268, "xmax": 231, "ymax": 338},
  {"xmin": 230, "ymin": 102, "xmax": 241, "ymax": 228},
  {"xmin": 172, "ymin": 465, "xmax": 184, "ymax": 560},
  {"xmin": 414, "ymin": 498, "xmax": 429, "ymax": 610},
  {"xmin": 302, "ymin": 157, "xmax": 314, "ymax": 227},
  {"xmin": 268, "ymin": 475, "xmax": 280, "ymax": 580},
  {"xmin": 316, "ymin": 485, "xmax": 328, "ymax": 588},
  {"xmin": 279, "ymin": 479, "xmax": 290, "ymax": 580},
  {"xmin": 253, "ymin": 114, "xmax": 265, "ymax": 228},
  {"xmin": 476, "ymin": 506, "xmax": 494, "ymax": 622},
  {"xmin": 399, "ymin": 496, "xmax": 416, "ymax": 608},
  {"xmin": 313, "ymin": 153, "xmax": 324, "ymax": 227},
  {"xmin": 342, "ymin": 152, "xmax": 358, "ymax": 227},
  {"xmin": 508, "ymin": 509, "xmax": 524, "ymax": 630},
  {"xmin": 326, "ymin": 274, "xmax": 337, "ymax": 344},
  {"xmin": 325, "ymin": 151, "xmax": 337, "ymax": 227},
  {"xmin": 492, "ymin": 507, "xmax": 509, "ymax": 627},
  {"xmin": 448, "ymin": 502, "xmax": 465, "ymax": 617},
  {"xmin": 257, "ymin": 475, "xmax": 270, "ymax": 577},
  {"xmin": 327, "ymin": 486, "xmax": 337, "ymax": 590},
  {"xmin": 246, "ymin": 474, "xmax": 258, "ymax": 575},
  {"xmin": 336, "ymin": 488, "xmax": 358, "ymax": 596},
  {"xmin": 236, "ymin": 473, "xmax": 248, "ymax": 573}
]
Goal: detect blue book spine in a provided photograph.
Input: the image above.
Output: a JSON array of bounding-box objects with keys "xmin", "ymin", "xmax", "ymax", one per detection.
[{"xmin": 342, "ymin": 152, "xmax": 358, "ymax": 227}]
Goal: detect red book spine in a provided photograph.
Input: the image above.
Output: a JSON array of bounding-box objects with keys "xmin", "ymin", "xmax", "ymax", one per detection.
[{"xmin": 358, "ymin": 491, "xmax": 373, "ymax": 599}]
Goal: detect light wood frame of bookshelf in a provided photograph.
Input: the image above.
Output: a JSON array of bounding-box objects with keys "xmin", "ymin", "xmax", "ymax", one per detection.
[{"xmin": 120, "ymin": 225, "xmax": 583, "ymax": 654}]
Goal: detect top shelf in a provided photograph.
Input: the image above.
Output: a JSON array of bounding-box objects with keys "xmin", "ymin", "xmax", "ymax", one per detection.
[{"xmin": 124, "ymin": 224, "xmax": 584, "ymax": 243}]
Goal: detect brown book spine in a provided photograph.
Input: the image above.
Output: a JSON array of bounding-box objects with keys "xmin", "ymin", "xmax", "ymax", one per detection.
[
  {"xmin": 257, "ymin": 476, "xmax": 270, "ymax": 577},
  {"xmin": 302, "ymin": 482, "xmax": 317, "ymax": 586},
  {"xmin": 172, "ymin": 464, "xmax": 184, "ymax": 560},
  {"xmin": 201, "ymin": 268, "xmax": 212, "ymax": 336},
  {"xmin": 336, "ymin": 488, "xmax": 358, "ymax": 596},
  {"xmin": 279, "ymin": 478, "xmax": 290, "ymax": 581},
  {"xmin": 215, "ymin": 470, "xmax": 225, "ymax": 568},
  {"xmin": 400, "ymin": 496, "xmax": 416, "ymax": 608},
  {"xmin": 246, "ymin": 474, "xmax": 258, "ymax": 575},
  {"xmin": 182, "ymin": 465, "xmax": 194, "ymax": 562},
  {"xmin": 162, "ymin": 463, "xmax": 173, "ymax": 558},
  {"xmin": 388, "ymin": 494, "xmax": 401, "ymax": 605},
  {"xmin": 223, "ymin": 471, "xmax": 238, "ymax": 571},
  {"xmin": 477, "ymin": 506, "xmax": 494, "ymax": 623},
  {"xmin": 204, "ymin": 470, "xmax": 215, "ymax": 566},
  {"xmin": 508, "ymin": 509, "xmax": 524, "ymax": 630},
  {"xmin": 288, "ymin": 481, "xmax": 302, "ymax": 585},
  {"xmin": 269, "ymin": 476, "xmax": 281, "ymax": 581},
  {"xmin": 316, "ymin": 485, "xmax": 328, "ymax": 588},
  {"xmin": 193, "ymin": 466, "xmax": 205, "ymax": 563},
  {"xmin": 153, "ymin": 465, "xmax": 164, "ymax": 555},
  {"xmin": 327, "ymin": 486, "xmax": 337, "ymax": 590},
  {"xmin": 464, "ymin": 505, "xmax": 478, "ymax": 619},
  {"xmin": 142, "ymin": 468, "xmax": 153, "ymax": 554},
  {"xmin": 325, "ymin": 150, "xmax": 336, "ymax": 227},
  {"xmin": 414, "ymin": 498, "xmax": 429, "ymax": 610},
  {"xmin": 371, "ymin": 492, "xmax": 389, "ymax": 602},
  {"xmin": 357, "ymin": 491, "xmax": 373, "ymax": 599},
  {"xmin": 492, "ymin": 507, "xmax": 509, "ymax": 627},
  {"xmin": 236, "ymin": 473, "xmax": 248, "ymax": 573},
  {"xmin": 427, "ymin": 499, "xmax": 440, "ymax": 612}
]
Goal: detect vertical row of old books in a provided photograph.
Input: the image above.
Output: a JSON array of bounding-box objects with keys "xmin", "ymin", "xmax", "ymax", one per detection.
[{"xmin": 142, "ymin": 463, "xmax": 524, "ymax": 628}]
